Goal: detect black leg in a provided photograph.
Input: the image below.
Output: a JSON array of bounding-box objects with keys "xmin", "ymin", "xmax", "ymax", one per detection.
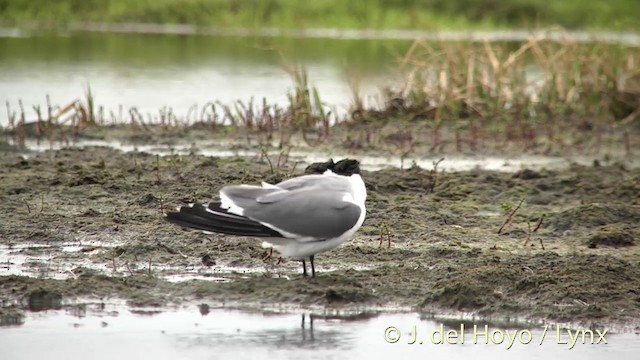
[
  {"xmin": 310, "ymin": 255, "xmax": 316, "ymax": 278},
  {"xmin": 302, "ymin": 259, "xmax": 308, "ymax": 276}
]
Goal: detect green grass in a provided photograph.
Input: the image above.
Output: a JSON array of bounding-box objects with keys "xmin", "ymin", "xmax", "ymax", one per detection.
[{"xmin": 0, "ymin": 0, "xmax": 639, "ymax": 30}]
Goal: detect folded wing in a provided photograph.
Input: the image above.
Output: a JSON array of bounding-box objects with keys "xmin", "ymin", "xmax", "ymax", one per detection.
[
  {"xmin": 220, "ymin": 184, "xmax": 361, "ymax": 240},
  {"xmin": 166, "ymin": 202, "xmax": 283, "ymax": 237},
  {"xmin": 167, "ymin": 175, "xmax": 361, "ymax": 241}
]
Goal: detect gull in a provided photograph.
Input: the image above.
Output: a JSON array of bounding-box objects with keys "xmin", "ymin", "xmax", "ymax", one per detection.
[{"xmin": 165, "ymin": 159, "xmax": 367, "ymax": 277}]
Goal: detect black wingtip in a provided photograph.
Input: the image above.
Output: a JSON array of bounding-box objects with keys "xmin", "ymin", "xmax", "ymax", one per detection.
[{"xmin": 165, "ymin": 202, "xmax": 283, "ymax": 238}]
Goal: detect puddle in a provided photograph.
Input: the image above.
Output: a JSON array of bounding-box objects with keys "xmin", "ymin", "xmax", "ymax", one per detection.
[
  {"xmin": 163, "ymin": 273, "xmax": 230, "ymax": 283},
  {"xmin": 0, "ymin": 240, "xmax": 304, "ymax": 282},
  {"xmin": 0, "ymin": 303, "xmax": 638, "ymax": 360},
  {"xmin": 158, "ymin": 264, "xmax": 277, "ymax": 283},
  {"xmin": 19, "ymin": 138, "xmax": 639, "ymax": 173},
  {"xmin": 0, "ymin": 239, "xmax": 378, "ymax": 283},
  {"xmin": 0, "ymin": 240, "xmax": 123, "ymax": 279}
]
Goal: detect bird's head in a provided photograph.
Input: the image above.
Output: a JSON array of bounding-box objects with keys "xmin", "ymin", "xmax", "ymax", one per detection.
[{"xmin": 305, "ymin": 158, "xmax": 360, "ymax": 176}]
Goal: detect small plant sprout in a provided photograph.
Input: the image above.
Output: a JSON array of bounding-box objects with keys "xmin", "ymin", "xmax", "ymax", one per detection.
[
  {"xmin": 426, "ymin": 157, "xmax": 445, "ymax": 193},
  {"xmin": 168, "ymin": 155, "xmax": 183, "ymax": 181}
]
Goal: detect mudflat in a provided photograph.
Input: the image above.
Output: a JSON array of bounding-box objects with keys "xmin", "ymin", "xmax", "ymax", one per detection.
[{"xmin": 1, "ymin": 145, "xmax": 639, "ymax": 327}]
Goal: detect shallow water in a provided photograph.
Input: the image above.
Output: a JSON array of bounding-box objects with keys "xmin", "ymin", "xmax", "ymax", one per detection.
[
  {"xmin": 0, "ymin": 239, "xmax": 377, "ymax": 283},
  {"xmin": 3, "ymin": 28, "xmax": 639, "ymax": 128},
  {"xmin": 0, "ymin": 304, "xmax": 638, "ymax": 360},
  {"xmin": 0, "ymin": 31, "xmax": 404, "ymax": 126}
]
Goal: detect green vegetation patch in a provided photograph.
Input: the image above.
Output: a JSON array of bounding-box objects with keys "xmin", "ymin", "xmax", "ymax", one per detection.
[{"xmin": 1, "ymin": 0, "xmax": 639, "ymax": 30}]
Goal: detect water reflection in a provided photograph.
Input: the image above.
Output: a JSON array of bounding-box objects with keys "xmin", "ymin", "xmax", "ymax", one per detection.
[
  {"xmin": 175, "ymin": 312, "xmax": 356, "ymax": 351},
  {"xmin": 0, "ymin": 303, "xmax": 638, "ymax": 360}
]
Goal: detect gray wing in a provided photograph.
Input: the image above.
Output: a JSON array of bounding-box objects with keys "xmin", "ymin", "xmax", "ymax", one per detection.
[
  {"xmin": 220, "ymin": 185, "xmax": 361, "ymax": 240},
  {"xmin": 274, "ymin": 174, "xmax": 351, "ymax": 192}
]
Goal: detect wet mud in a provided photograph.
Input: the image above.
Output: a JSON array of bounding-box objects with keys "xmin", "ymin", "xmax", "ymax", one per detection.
[{"xmin": 1, "ymin": 145, "xmax": 639, "ymax": 327}]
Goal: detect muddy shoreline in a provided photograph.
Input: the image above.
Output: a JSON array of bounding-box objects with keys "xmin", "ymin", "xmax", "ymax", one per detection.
[{"xmin": 1, "ymin": 144, "xmax": 639, "ymax": 328}]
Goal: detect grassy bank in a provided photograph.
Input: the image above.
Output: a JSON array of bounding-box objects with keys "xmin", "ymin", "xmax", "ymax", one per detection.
[
  {"xmin": 3, "ymin": 38, "xmax": 638, "ymax": 157},
  {"xmin": 1, "ymin": 0, "xmax": 639, "ymax": 30}
]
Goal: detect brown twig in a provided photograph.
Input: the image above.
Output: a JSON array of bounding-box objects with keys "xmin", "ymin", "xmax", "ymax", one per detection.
[
  {"xmin": 17, "ymin": 100, "xmax": 26, "ymax": 148},
  {"xmin": 427, "ymin": 157, "xmax": 445, "ymax": 193},
  {"xmin": 112, "ymin": 251, "xmax": 118, "ymax": 273},
  {"xmin": 155, "ymin": 155, "xmax": 162, "ymax": 183},
  {"xmin": 260, "ymin": 147, "xmax": 274, "ymax": 174},
  {"xmin": 125, "ymin": 262, "xmax": 135, "ymax": 276},
  {"xmin": 33, "ymin": 105, "xmax": 43, "ymax": 146},
  {"xmin": 498, "ymin": 198, "xmax": 524, "ymax": 234},
  {"xmin": 538, "ymin": 237, "xmax": 546, "ymax": 250},
  {"xmin": 524, "ymin": 222, "xmax": 532, "ymax": 247},
  {"xmin": 23, "ymin": 199, "xmax": 31, "ymax": 214},
  {"xmin": 276, "ymin": 147, "xmax": 291, "ymax": 171},
  {"xmin": 288, "ymin": 161, "xmax": 300, "ymax": 177},
  {"xmin": 532, "ymin": 216, "xmax": 544, "ymax": 233},
  {"xmin": 379, "ymin": 223, "xmax": 392, "ymax": 248},
  {"xmin": 133, "ymin": 154, "xmax": 141, "ymax": 180},
  {"xmin": 523, "ymin": 215, "xmax": 545, "ymax": 248}
]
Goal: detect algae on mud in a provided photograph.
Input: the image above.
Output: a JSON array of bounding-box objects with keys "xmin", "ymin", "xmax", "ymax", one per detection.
[{"xmin": 0, "ymin": 146, "xmax": 639, "ymax": 327}]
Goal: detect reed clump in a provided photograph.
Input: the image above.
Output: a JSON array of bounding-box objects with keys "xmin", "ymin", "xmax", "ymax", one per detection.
[
  {"xmin": 2, "ymin": 85, "xmax": 98, "ymax": 149},
  {"xmin": 356, "ymin": 36, "xmax": 640, "ymax": 154},
  {"xmin": 2, "ymin": 68, "xmax": 334, "ymax": 150},
  {"xmin": 209, "ymin": 66, "xmax": 333, "ymax": 149}
]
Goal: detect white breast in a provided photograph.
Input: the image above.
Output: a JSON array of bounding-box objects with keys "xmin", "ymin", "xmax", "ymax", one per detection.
[{"xmin": 346, "ymin": 173, "xmax": 367, "ymax": 233}]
